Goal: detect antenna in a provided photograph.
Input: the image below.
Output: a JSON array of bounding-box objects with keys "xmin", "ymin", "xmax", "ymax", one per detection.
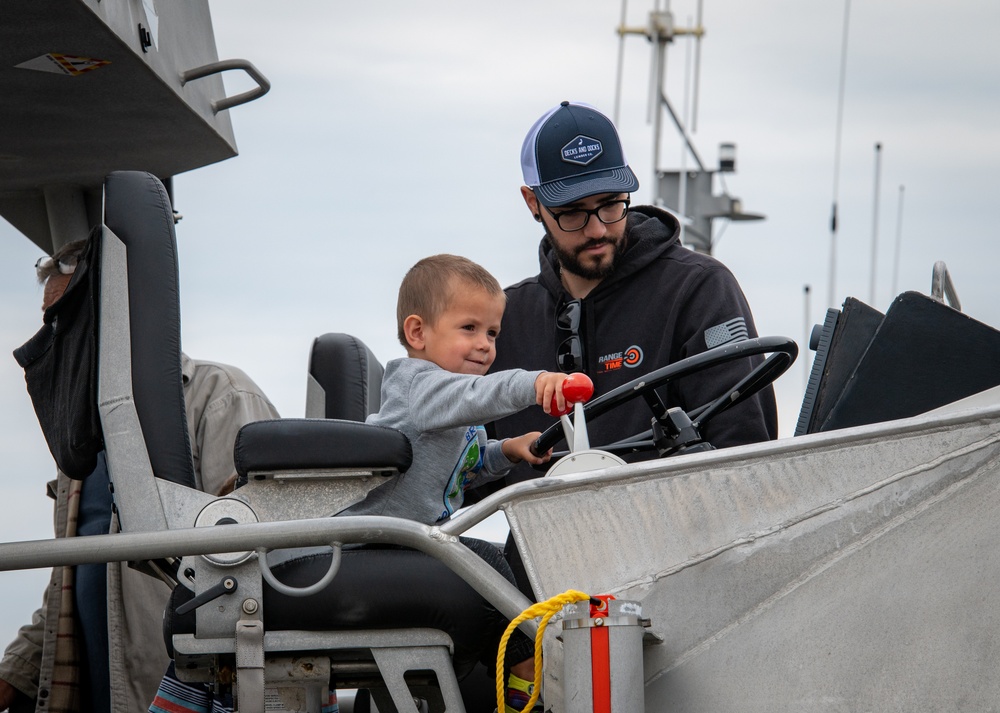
[
  {"xmin": 690, "ymin": 0, "xmax": 705, "ymax": 132},
  {"xmin": 648, "ymin": 7, "xmax": 671, "ymax": 186},
  {"xmin": 803, "ymin": 284, "xmax": 812, "ymax": 392},
  {"xmin": 678, "ymin": 14, "xmax": 695, "ymax": 245},
  {"xmin": 869, "ymin": 142, "xmax": 882, "ymax": 306},
  {"xmin": 891, "ymin": 185, "xmax": 905, "ymax": 296},
  {"xmin": 828, "ymin": 0, "xmax": 852, "ymax": 309},
  {"xmin": 613, "ymin": 0, "xmax": 629, "ymax": 125}
]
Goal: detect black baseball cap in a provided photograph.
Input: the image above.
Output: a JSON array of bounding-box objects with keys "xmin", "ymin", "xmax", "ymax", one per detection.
[{"xmin": 521, "ymin": 101, "xmax": 639, "ymax": 207}]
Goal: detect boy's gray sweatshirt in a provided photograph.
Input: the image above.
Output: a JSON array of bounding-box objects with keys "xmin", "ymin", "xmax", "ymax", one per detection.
[{"xmin": 341, "ymin": 358, "xmax": 542, "ymax": 524}]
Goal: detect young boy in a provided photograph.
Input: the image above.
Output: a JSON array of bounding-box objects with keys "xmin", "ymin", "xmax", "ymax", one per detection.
[
  {"xmin": 341, "ymin": 254, "xmax": 569, "ymax": 712},
  {"xmin": 341, "ymin": 253, "xmax": 568, "ymax": 524}
]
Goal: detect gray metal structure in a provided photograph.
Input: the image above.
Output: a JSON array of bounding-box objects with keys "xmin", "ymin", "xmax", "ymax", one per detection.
[
  {"xmin": 488, "ymin": 396, "xmax": 1000, "ymax": 711},
  {"xmin": 656, "ymin": 168, "xmax": 763, "ymax": 254},
  {"xmin": 0, "ymin": 0, "xmax": 268, "ymax": 251}
]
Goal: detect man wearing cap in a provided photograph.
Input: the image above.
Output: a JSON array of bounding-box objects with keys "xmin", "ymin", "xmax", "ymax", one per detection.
[{"xmin": 489, "ymin": 101, "xmax": 777, "ymax": 480}]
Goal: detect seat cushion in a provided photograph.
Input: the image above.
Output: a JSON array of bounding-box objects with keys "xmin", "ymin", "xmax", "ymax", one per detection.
[{"xmin": 234, "ymin": 419, "xmax": 411, "ymax": 477}]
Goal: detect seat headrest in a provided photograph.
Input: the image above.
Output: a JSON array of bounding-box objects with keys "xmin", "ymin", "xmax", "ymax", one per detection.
[{"xmin": 306, "ymin": 333, "xmax": 384, "ymax": 421}]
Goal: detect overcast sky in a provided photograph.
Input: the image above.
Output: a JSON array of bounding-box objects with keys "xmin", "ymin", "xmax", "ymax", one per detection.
[{"xmin": 1, "ymin": 0, "xmax": 998, "ymax": 650}]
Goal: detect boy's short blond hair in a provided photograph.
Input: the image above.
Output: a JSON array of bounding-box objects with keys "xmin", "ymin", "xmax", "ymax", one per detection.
[{"xmin": 397, "ymin": 254, "xmax": 505, "ymax": 348}]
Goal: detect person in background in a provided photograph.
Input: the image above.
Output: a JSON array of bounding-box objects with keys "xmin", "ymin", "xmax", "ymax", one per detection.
[{"xmin": 0, "ymin": 239, "xmax": 280, "ymax": 713}]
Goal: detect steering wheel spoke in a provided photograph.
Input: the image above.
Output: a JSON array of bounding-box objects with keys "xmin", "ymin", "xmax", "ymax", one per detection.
[{"xmin": 641, "ymin": 389, "xmax": 669, "ymax": 421}]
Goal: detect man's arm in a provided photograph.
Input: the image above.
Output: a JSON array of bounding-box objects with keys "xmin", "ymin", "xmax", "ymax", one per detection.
[
  {"xmin": 0, "ymin": 602, "xmax": 46, "ymax": 704},
  {"xmin": 670, "ymin": 267, "xmax": 778, "ymax": 447}
]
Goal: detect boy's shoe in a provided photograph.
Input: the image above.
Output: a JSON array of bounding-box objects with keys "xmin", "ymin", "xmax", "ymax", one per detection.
[{"xmin": 504, "ymin": 673, "xmax": 543, "ymax": 713}]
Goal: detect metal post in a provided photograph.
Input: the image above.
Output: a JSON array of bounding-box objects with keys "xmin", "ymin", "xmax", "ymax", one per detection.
[
  {"xmin": 652, "ymin": 35, "xmax": 667, "ymax": 196},
  {"xmin": 562, "ymin": 598, "xmax": 646, "ymax": 713},
  {"xmin": 803, "ymin": 284, "xmax": 811, "ymax": 392},
  {"xmin": 677, "ymin": 14, "xmax": 695, "ymax": 246},
  {"xmin": 43, "ymin": 186, "xmax": 90, "ymax": 250},
  {"xmin": 613, "ymin": 0, "xmax": 629, "ymax": 125},
  {"xmin": 869, "ymin": 142, "xmax": 882, "ymax": 306},
  {"xmin": 891, "ymin": 185, "xmax": 905, "ymax": 296}
]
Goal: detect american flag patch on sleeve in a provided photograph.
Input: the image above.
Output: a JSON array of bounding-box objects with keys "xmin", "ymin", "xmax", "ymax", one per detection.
[{"xmin": 704, "ymin": 317, "xmax": 748, "ymax": 348}]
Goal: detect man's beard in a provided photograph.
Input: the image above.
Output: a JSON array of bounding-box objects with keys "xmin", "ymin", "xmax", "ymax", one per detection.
[{"xmin": 544, "ymin": 228, "xmax": 626, "ymax": 281}]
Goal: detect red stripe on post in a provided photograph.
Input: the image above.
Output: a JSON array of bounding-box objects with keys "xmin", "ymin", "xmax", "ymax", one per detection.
[{"xmin": 591, "ymin": 624, "xmax": 612, "ymax": 713}]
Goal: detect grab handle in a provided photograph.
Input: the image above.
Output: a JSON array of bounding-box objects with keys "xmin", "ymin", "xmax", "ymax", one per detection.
[
  {"xmin": 181, "ymin": 59, "xmax": 271, "ymax": 113},
  {"xmin": 257, "ymin": 543, "xmax": 342, "ymax": 597}
]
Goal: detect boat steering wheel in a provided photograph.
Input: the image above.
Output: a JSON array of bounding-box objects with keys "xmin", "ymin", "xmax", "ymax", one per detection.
[{"xmin": 532, "ymin": 336, "xmax": 798, "ymax": 459}]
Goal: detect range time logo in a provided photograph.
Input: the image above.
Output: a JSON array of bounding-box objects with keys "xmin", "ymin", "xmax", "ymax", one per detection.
[{"xmin": 598, "ymin": 345, "xmax": 644, "ymax": 372}]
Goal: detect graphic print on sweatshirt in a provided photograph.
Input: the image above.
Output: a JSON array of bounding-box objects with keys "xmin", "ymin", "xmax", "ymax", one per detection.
[
  {"xmin": 704, "ymin": 317, "xmax": 748, "ymax": 348},
  {"xmin": 440, "ymin": 425, "xmax": 485, "ymax": 521},
  {"xmin": 596, "ymin": 344, "xmax": 644, "ymax": 374}
]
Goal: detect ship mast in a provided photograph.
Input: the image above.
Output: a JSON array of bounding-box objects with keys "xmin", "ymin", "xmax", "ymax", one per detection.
[{"xmin": 614, "ymin": 0, "xmax": 764, "ymax": 255}]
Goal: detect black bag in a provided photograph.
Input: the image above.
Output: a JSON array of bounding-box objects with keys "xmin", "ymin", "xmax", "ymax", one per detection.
[{"xmin": 13, "ymin": 228, "xmax": 104, "ymax": 479}]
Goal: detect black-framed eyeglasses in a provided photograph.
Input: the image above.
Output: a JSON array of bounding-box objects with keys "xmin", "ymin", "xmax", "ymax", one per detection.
[
  {"xmin": 34, "ymin": 255, "xmax": 77, "ymax": 278},
  {"xmin": 556, "ymin": 299, "xmax": 584, "ymax": 373},
  {"xmin": 545, "ymin": 197, "xmax": 630, "ymax": 233}
]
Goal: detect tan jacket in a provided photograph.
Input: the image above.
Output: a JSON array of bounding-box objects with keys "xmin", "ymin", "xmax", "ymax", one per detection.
[{"xmin": 0, "ymin": 354, "xmax": 280, "ymax": 712}]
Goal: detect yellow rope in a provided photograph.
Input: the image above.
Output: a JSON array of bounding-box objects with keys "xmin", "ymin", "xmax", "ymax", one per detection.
[{"xmin": 495, "ymin": 589, "xmax": 592, "ymax": 713}]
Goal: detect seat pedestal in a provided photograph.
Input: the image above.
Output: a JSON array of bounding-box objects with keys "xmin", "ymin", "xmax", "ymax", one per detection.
[{"xmin": 174, "ymin": 629, "xmax": 466, "ymax": 713}]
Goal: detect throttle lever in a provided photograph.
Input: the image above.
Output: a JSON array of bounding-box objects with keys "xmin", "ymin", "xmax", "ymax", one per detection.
[
  {"xmin": 175, "ymin": 576, "xmax": 238, "ymax": 615},
  {"xmin": 531, "ymin": 373, "xmax": 595, "ymax": 457}
]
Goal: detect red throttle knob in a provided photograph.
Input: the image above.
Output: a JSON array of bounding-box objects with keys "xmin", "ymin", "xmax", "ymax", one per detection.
[
  {"xmin": 563, "ymin": 372, "xmax": 594, "ymax": 403},
  {"xmin": 549, "ymin": 373, "xmax": 595, "ymax": 416}
]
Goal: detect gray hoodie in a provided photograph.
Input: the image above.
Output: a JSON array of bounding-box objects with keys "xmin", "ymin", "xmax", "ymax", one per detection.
[{"xmin": 343, "ymin": 358, "xmax": 542, "ymax": 524}]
